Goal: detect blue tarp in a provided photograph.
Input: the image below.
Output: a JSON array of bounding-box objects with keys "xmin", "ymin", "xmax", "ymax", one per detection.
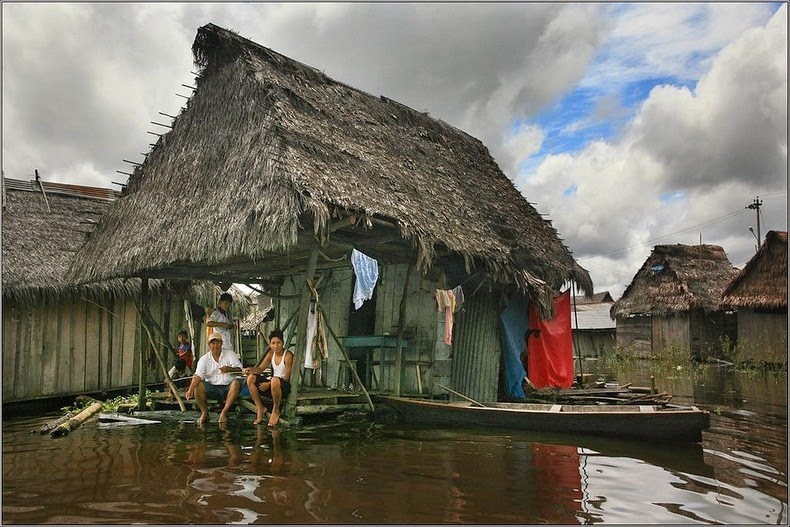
[{"xmin": 499, "ymin": 294, "xmax": 529, "ymax": 399}]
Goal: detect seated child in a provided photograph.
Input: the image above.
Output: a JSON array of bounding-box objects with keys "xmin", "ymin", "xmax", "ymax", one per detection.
[{"xmin": 168, "ymin": 330, "xmax": 194, "ymax": 379}]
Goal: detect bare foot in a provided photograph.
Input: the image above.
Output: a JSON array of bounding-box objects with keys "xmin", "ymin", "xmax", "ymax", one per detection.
[
  {"xmin": 218, "ymin": 413, "xmax": 228, "ymax": 424},
  {"xmin": 253, "ymin": 412, "xmax": 265, "ymax": 425},
  {"xmin": 268, "ymin": 410, "xmax": 280, "ymax": 427},
  {"xmin": 197, "ymin": 413, "xmax": 209, "ymax": 425}
]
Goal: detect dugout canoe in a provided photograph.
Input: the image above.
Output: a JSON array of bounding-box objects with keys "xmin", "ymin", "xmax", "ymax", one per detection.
[{"xmin": 377, "ymin": 396, "xmax": 710, "ymax": 442}]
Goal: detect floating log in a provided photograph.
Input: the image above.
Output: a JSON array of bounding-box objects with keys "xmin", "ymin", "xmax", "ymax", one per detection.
[
  {"xmin": 50, "ymin": 401, "xmax": 103, "ymax": 438},
  {"xmin": 34, "ymin": 410, "xmax": 75, "ymax": 435}
]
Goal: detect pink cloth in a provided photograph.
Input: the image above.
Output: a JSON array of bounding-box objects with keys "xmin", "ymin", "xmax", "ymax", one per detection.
[{"xmin": 435, "ymin": 289, "xmax": 456, "ymax": 345}]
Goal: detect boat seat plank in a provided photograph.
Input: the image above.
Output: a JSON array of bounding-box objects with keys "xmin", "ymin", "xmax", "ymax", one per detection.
[
  {"xmin": 549, "ymin": 404, "xmax": 562, "ymax": 413},
  {"xmin": 639, "ymin": 405, "xmax": 656, "ymax": 412}
]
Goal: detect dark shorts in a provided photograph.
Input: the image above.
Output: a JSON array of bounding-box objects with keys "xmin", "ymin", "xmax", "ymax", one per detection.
[
  {"xmin": 203, "ymin": 379, "xmax": 241, "ymax": 399},
  {"xmin": 259, "ymin": 376, "xmax": 291, "ymax": 398}
]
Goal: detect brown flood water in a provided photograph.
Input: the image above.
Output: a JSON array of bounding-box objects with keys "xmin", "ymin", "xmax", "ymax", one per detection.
[{"xmin": 2, "ymin": 364, "xmax": 787, "ymax": 524}]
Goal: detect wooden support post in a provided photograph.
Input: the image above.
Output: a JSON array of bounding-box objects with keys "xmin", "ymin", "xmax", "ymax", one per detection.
[
  {"xmin": 137, "ymin": 278, "xmax": 149, "ymax": 411},
  {"xmin": 285, "ymin": 240, "xmax": 320, "ymax": 418},
  {"xmin": 317, "ymin": 301, "xmax": 374, "ymax": 412},
  {"xmin": 394, "ymin": 261, "xmax": 415, "ymax": 396}
]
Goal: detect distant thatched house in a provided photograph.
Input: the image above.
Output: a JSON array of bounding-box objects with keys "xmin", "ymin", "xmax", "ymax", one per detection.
[
  {"xmin": 610, "ymin": 244, "xmax": 739, "ymax": 359},
  {"xmin": 719, "ymin": 230, "xmax": 787, "ymax": 363},
  {"xmin": 1, "ymin": 177, "xmax": 214, "ymax": 403},
  {"xmin": 572, "ymin": 292, "xmax": 615, "ymax": 358},
  {"xmin": 68, "ymin": 24, "xmax": 592, "ymax": 406}
]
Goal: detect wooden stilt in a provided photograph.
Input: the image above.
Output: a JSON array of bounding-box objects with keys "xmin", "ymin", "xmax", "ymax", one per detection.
[
  {"xmin": 137, "ymin": 279, "xmax": 149, "ymax": 411},
  {"xmin": 285, "ymin": 240, "xmax": 320, "ymax": 418},
  {"xmin": 394, "ymin": 261, "xmax": 415, "ymax": 396}
]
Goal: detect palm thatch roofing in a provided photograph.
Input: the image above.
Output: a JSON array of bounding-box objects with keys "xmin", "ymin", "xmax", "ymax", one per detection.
[
  {"xmin": 1, "ymin": 177, "xmax": 228, "ymax": 309},
  {"xmin": 68, "ymin": 23, "xmax": 592, "ymax": 314},
  {"xmin": 719, "ymin": 230, "xmax": 787, "ymax": 312},
  {"xmin": 1, "ymin": 177, "xmax": 135, "ymax": 304},
  {"xmin": 610, "ymin": 244, "xmax": 740, "ymax": 318}
]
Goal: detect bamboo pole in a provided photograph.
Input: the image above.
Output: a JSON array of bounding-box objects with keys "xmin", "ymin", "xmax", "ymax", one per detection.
[
  {"xmin": 437, "ymin": 383, "xmax": 487, "ymax": 407},
  {"xmin": 138, "ymin": 307, "xmax": 186, "ymax": 412},
  {"xmin": 138, "ymin": 278, "xmax": 149, "ymax": 411},
  {"xmin": 394, "ymin": 261, "xmax": 415, "ymax": 396},
  {"xmin": 285, "ymin": 241, "xmax": 321, "ymax": 418},
  {"xmin": 317, "ymin": 301, "xmax": 374, "ymax": 412},
  {"xmin": 50, "ymin": 401, "xmax": 103, "ymax": 437}
]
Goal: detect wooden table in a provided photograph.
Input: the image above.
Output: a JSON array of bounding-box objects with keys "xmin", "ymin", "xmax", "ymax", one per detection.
[{"xmin": 341, "ymin": 335, "xmax": 408, "ymax": 389}]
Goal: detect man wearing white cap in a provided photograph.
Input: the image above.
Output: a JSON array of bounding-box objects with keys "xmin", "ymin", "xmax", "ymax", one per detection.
[{"xmin": 185, "ymin": 331, "xmax": 244, "ymax": 424}]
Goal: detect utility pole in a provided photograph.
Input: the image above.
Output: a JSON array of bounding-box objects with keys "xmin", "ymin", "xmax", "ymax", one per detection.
[{"xmin": 746, "ymin": 196, "xmax": 763, "ymax": 249}]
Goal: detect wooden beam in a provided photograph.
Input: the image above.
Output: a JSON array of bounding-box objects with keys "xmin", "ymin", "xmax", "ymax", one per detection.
[
  {"xmin": 285, "ymin": 239, "xmax": 320, "ymax": 418},
  {"xmin": 394, "ymin": 261, "xmax": 415, "ymax": 396},
  {"xmin": 137, "ymin": 278, "xmax": 148, "ymax": 411}
]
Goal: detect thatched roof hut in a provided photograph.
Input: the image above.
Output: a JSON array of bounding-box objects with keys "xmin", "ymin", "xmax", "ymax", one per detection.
[
  {"xmin": 2, "ymin": 177, "xmax": 132, "ymax": 304},
  {"xmin": 719, "ymin": 230, "xmax": 787, "ymax": 311},
  {"xmin": 611, "ymin": 244, "xmax": 740, "ymax": 318},
  {"xmin": 68, "ymin": 23, "xmax": 591, "ymax": 314}
]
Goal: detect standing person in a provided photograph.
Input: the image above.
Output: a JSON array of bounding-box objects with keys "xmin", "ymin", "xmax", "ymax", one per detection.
[
  {"xmin": 185, "ymin": 332, "xmax": 244, "ymax": 425},
  {"xmin": 207, "ymin": 292, "xmax": 235, "ymax": 355},
  {"xmin": 244, "ymin": 329, "xmax": 293, "ymax": 427}
]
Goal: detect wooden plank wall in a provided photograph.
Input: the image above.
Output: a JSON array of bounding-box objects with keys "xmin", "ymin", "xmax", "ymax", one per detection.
[
  {"xmin": 737, "ymin": 310, "xmax": 788, "ymax": 362},
  {"xmin": 374, "ymin": 264, "xmax": 444, "ymax": 395},
  {"xmin": 2, "ymin": 293, "xmax": 185, "ymax": 403},
  {"xmin": 652, "ymin": 313, "xmax": 690, "ymax": 355},
  {"xmin": 274, "ymin": 263, "xmax": 443, "ymax": 394},
  {"xmin": 615, "ymin": 316, "xmax": 652, "ymax": 356},
  {"xmin": 276, "ymin": 268, "xmax": 354, "ymax": 387}
]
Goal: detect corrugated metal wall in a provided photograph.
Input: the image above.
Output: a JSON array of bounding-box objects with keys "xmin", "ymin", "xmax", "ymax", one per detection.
[{"xmin": 450, "ymin": 290, "xmax": 501, "ymax": 403}]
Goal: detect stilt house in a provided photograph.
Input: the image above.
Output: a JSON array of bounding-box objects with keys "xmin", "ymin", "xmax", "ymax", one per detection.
[
  {"xmin": 1, "ymin": 176, "xmax": 220, "ymax": 403},
  {"xmin": 610, "ymin": 244, "xmax": 739, "ymax": 359},
  {"xmin": 719, "ymin": 230, "xmax": 787, "ymax": 364},
  {"xmin": 68, "ymin": 23, "xmax": 592, "ymax": 411}
]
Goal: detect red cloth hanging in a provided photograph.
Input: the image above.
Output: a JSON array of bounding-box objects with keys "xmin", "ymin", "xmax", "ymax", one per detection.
[{"xmin": 527, "ymin": 290, "xmax": 574, "ymax": 389}]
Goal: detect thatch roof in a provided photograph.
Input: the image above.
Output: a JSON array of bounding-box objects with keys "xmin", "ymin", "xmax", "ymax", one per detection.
[
  {"xmin": 1, "ymin": 177, "xmax": 135, "ymax": 304},
  {"xmin": 68, "ymin": 23, "xmax": 592, "ymax": 314},
  {"xmin": 719, "ymin": 230, "xmax": 787, "ymax": 311},
  {"xmin": 1, "ymin": 177, "xmax": 228, "ymax": 308},
  {"xmin": 610, "ymin": 244, "xmax": 740, "ymax": 318}
]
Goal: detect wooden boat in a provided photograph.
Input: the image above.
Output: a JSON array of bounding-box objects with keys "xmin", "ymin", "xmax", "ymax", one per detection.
[{"xmin": 377, "ymin": 396, "xmax": 710, "ymax": 442}]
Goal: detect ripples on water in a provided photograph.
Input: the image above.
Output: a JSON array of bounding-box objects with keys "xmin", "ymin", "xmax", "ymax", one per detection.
[{"xmin": 2, "ymin": 369, "xmax": 787, "ymax": 524}]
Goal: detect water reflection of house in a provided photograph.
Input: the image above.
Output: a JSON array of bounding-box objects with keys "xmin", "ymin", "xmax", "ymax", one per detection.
[
  {"xmin": 610, "ymin": 244, "xmax": 739, "ymax": 359},
  {"xmin": 67, "ymin": 23, "xmax": 593, "ymax": 411},
  {"xmin": 572, "ymin": 292, "xmax": 615, "ymax": 358},
  {"xmin": 719, "ymin": 230, "xmax": 787, "ymax": 364}
]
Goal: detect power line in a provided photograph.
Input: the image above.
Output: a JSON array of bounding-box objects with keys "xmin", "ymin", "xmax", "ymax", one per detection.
[{"xmin": 578, "ymin": 206, "xmax": 749, "ymax": 260}]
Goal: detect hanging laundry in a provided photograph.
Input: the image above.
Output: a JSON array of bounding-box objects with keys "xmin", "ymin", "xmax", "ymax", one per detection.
[
  {"xmin": 351, "ymin": 249, "xmax": 379, "ymax": 310},
  {"xmin": 435, "ymin": 289, "xmax": 457, "ymax": 345},
  {"xmin": 304, "ymin": 301, "xmax": 319, "ymax": 369},
  {"xmin": 451, "ymin": 285, "xmax": 465, "ymax": 312}
]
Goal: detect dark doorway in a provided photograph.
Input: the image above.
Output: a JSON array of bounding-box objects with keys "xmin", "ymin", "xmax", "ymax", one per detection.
[{"xmin": 347, "ymin": 288, "xmax": 377, "ymax": 387}]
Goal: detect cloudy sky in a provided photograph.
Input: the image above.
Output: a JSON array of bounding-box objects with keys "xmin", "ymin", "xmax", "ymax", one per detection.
[{"xmin": 3, "ymin": 2, "xmax": 786, "ymax": 298}]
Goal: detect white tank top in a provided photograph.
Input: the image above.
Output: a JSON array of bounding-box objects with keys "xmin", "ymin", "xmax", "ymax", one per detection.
[{"xmin": 272, "ymin": 350, "xmax": 290, "ymax": 378}]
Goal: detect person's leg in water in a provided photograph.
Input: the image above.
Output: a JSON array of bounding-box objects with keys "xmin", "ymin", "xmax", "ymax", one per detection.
[
  {"xmin": 247, "ymin": 373, "xmax": 270, "ymax": 425},
  {"xmin": 218, "ymin": 379, "xmax": 242, "ymax": 423},
  {"xmin": 268, "ymin": 377, "xmax": 286, "ymax": 426},
  {"xmin": 194, "ymin": 381, "xmax": 209, "ymax": 425}
]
